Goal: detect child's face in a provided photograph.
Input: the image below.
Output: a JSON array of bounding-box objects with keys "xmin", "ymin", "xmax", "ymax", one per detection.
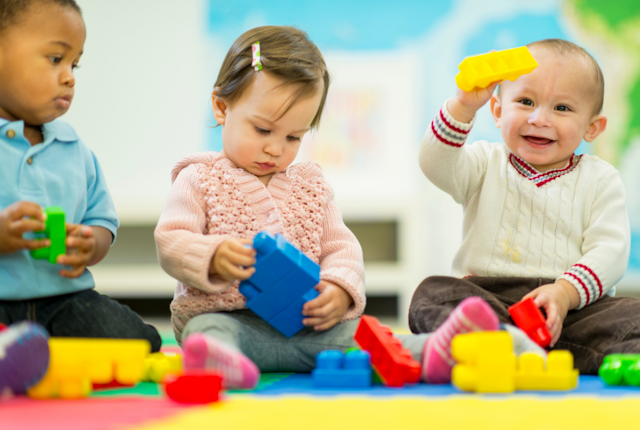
[
  {"xmin": 213, "ymin": 72, "xmax": 323, "ymax": 183},
  {"xmin": 490, "ymin": 49, "xmax": 606, "ymax": 172},
  {"xmin": 0, "ymin": 3, "xmax": 86, "ymax": 125}
]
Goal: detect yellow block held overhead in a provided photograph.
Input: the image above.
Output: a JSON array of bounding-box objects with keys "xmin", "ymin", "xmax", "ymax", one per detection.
[
  {"xmin": 28, "ymin": 338, "xmax": 150, "ymax": 399},
  {"xmin": 455, "ymin": 46, "xmax": 538, "ymax": 92}
]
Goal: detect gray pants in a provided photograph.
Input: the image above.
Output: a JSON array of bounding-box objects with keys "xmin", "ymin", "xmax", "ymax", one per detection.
[{"xmin": 182, "ymin": 310, "xmax": 431, "ymax": 372}]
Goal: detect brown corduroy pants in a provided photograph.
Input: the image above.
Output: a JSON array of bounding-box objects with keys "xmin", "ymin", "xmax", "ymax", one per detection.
[{"xmin": 408, "ymin": 276, "xmax": 640, "ymax": 374}]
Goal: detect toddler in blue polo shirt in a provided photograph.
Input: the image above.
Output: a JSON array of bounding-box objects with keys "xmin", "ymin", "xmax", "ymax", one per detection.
[{"xmin": 0, "ymin": 0, "xmax": 161, "ymax": 385}]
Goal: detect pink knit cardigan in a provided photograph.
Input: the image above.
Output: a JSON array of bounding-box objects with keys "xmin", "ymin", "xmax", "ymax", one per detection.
[{"xmin": 155, "ymin": 152, "xmax": 366, "ymax": 338}]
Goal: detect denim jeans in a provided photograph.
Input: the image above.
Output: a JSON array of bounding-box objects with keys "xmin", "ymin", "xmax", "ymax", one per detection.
[
  {"xmin": 0, "ymin": 289, "xmax": 162, "ymax": 352},
  {"xmin": 409, "ymin": 275, "xmax": 640, "ymax": 374},
  {"xmin": 181, "ymin": 309, "xmax": 431, "ymax": 372}
]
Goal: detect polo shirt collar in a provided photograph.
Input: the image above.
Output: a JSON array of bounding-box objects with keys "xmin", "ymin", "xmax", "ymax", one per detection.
[{"xmin": 0, "ymin": 118, "xmax": 79, "ymax": 143}]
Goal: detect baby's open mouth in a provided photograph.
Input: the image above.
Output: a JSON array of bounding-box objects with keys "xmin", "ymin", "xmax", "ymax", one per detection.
[{"xmin": 524, "ymin": 136, "xmax": 555, "ymax": 145}]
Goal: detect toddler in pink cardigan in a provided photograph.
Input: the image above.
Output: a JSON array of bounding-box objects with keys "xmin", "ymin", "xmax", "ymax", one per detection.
[{"xmin": 154, "ymin": 26, "xmax": 501, "ymax": 388}]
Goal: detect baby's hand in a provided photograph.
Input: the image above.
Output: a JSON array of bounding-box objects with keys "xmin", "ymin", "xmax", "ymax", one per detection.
[
  {"xmin": 448, "ymin": 80, "xmax": 502, "ymax": 123},
  {"xmin": 302, "ymin": 281, "xmax": 354, "ymax": 331},
  {"xmin": 522, "ymin": 280, "xmax": 579, "ymax": 347},
  {"xmin": 0, "ymin": 201, "xmax": 49, "ymax": 255},
  {"xmin": 210, "ymin": 238, "xmax": 256, "ymax": 282},
  {"xmin": 57, "ymin": 224, "xmax": 95, "ymax": 278}
]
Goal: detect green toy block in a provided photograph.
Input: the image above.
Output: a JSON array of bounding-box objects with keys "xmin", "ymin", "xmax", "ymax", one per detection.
[
  {"xmin": 599, "ymin": 354, "xmax": 640, "ymax": 386},
  {"xmin": 30, "ymin": 206, "xmax": 66, "ymax": 264}
]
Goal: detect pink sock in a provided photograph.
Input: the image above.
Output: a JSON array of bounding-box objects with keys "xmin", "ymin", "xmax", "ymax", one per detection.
[
  {"xmin": 422, "ymin": 296, "xmax": 499, "ymax": 384},
  {"xmin": 182, "ymin": 333, "xmax": 260, "ymax": 389}
]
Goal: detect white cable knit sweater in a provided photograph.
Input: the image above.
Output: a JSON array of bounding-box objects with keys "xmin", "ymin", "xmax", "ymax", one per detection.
[{"xmin": 420, "ymin": 101, "xmax": 630, "ymax": 309}]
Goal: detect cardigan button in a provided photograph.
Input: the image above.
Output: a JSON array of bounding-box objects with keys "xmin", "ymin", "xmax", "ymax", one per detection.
[
  {"xmin": 6, "ymin": 129, "xmax": 15, "ymax": 138},
  {"xmin": 27, "ymin": 157, "xmax": 33, "ymax": 165}
]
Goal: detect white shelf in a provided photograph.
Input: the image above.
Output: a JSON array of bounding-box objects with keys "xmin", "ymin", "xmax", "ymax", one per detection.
[{"xmin": 92, "ymin": 264, "xmax": 176, "ymax": 297}]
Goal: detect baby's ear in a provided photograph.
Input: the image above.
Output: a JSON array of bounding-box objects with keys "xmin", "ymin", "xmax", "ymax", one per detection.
[
  {"xmin": 583, "ymin": 114, "xmax": 607, "ymax": 143},
  {"xmin": 212, "ymin": 92, "xmax": 228, "ymax": 125},
  {"xmin": 490, "ymin": 94, "xmax": 502, "ymax": 128}
]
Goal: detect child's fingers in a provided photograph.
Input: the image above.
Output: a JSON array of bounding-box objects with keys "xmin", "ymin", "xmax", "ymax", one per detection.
[
  {"xmin": 57, "ymin": 253, "xmax": 90, "ymax": 267},
  {"xmin": 10, "ymin": 218, "xmax": 46, "ymax": 235},
  {"xmin": 313, "ymin": 318, "xmax": 340, "ymax": 332},
  {"xmin": 303, "ymin": 293, "xmax": 331, "ymax": 314},
  {"xmin": 221, "ymin": 262, "xmax": 255, "ymax": 280},
  {"xmin": 227, "ymin": 250, "xmax": 256, "ymax": 267},
  {"xmin": 229, "ymin": 239, "xmax": 256, "ymax": 255},
  {"xmin": 59, "ymin": 265, "xmax": 86, "ymax": 278},
  {"xmin": 9, "ymin": 201, "xmax": 45, "ymax": 221}
]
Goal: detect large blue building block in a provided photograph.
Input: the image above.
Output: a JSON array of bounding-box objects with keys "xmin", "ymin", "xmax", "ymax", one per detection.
[
  {"xmin": 239, "ymin": 231, "xmax": 320, "ymax": 337},
  {"xmin": 312, "ymin": 350, "xmax": 372, "ymax": 388}
]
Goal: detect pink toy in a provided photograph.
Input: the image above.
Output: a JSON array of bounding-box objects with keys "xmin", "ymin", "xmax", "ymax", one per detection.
[{"xmin": 508, "ymin": 297, "xmax": 551, "ymax": 348}]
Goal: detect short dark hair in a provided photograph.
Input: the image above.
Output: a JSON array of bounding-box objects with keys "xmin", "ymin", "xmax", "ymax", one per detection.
[
  {"xmin": 214, "ymin": 26, "xmax": 330, "ymax": 130},
  {"xmin": 0, "ymin": 0, "xmax": 81, "ymax": 32}
]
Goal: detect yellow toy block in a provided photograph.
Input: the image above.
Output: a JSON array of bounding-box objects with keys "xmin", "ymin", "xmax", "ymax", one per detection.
[
  {"xmin": 27, "ymin": 338, "xmax": 150, "ymax": 399},
  {"xmin": 515, "ymin": 350, "xmax": 578, "ymax": 390},
  {"xmin": 451, "ymin": 331, "xmax": 517, "ymax": 393},
  {"xmin": 142, "ymin": 351, "xmax": 183, "ymax": 383},
  {"xmin": 455, "ymin": 46, "xmax": 538, "ymax": 92}
]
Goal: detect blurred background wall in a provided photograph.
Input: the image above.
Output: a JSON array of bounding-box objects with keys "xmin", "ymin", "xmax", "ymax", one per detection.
[{"xmin": 66, "ymin": 0, "xmax": 640, "ymax": 327}]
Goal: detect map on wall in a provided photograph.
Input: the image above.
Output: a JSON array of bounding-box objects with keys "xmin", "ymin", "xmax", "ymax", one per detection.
[{"xmin": 205, "ymin": 0, "xmax": 640, "ymax": 273}]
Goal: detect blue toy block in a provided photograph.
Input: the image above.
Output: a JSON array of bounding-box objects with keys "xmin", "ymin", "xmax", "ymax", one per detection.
[
  {"xmin": 312, "ymin": 350, "xmax": 372, "ymax": 388},
  {"xmin": 239, "ymin": 231, "xmax": 321, "ymax": 338}
]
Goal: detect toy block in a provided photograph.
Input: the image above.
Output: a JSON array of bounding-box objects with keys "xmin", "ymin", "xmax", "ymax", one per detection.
[
  {"xmin": 27, "ymin": 338, "xmax": 150, "ymax": 399},
  {"xmin": 30, "ymin": 206, "xmax": 66, "ymax": 264},
  {"xmin": 515, "ymin": 350, "xmax": 578, "ymax": 390},
  {"xmin": 452, "ymin": 331, "xmax": 517, "ymax": 393},
  {"xmin": 239, "ymin": 231, "xmax": 321, "ymax": 337},
  {"xmin": 164, "ymin": 370, "xmax": 222, "ymax": 403},
  {"xmin": 312, "ymin": 349, "xmax": 372, "ymax": 388},
  {"xmin": 354, "ymin": 315, "xmax": 420, "ymax": 387},
  {"xmin": 508, "ymin": 297, "xmax": 551, "ymax": 348},
  {"xmin": 455, "ymin": 46, "xmax": 538, "ymax": 92},
  {"xmin": 141, "ymin": 352, "xmax": 183, "ymax": 383},
  {"xmin": 599, "ymin": 354, "xmax": 640, "ymax": 386}
]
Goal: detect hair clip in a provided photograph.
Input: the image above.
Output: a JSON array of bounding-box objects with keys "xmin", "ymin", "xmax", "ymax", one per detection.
[{"xmin": 251, "ymin": 42, "xmax": 262, "ymax": 71}]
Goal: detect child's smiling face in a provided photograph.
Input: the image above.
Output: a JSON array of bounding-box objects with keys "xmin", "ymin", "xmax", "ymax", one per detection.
[
  {"xmin": 490, "ymin": 48, "xmax": 607, "ymax": 172},
  {"xmin": 213, "ymin": 71, "xmax": 323, "ymax": 184},
  {"xmin": 0, "ymin": 2, "xmax": 86, "ymax": 125}
]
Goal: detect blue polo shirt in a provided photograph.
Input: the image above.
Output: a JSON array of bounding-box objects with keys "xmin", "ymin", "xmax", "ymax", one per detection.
[{"xmin": 0, "ymin": 118, "xmax": 119, "ymax": 300}]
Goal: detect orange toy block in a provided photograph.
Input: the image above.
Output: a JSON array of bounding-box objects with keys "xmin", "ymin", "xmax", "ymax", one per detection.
[
  {"xmin": 354, "ymin": 315, "xmax": 420, "ymax": 387},
  {"xmin": 27, "ymin": 338, "xmax": 150, "ymax": 399},
  {"xmin": 455, "ymin": 46, "xmax": 538, "ymax": 92}
]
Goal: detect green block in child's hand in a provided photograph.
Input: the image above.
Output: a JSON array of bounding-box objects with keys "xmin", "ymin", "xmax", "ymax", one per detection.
[{"xmin": 30, "ymin": 206, "xmax": 66, "ymax": 264}]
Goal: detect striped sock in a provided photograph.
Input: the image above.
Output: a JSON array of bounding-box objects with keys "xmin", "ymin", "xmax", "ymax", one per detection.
[
  {"xmin": 422, "ymin": 297, "xmax": 499, "ymax": 384},
  {"xmin": 182, "ymin": 333, "xmax": 260, "ymax": 389}
]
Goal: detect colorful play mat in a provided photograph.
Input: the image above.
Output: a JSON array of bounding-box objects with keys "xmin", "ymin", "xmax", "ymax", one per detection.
[{"xmin": 4, "ymin": 334, "xmax": 640, "ymax": 430}]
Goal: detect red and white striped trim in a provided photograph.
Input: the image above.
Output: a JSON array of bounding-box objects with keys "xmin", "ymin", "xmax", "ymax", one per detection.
[
  {"xmin": 430, "ymin": 102, "xmax": 474, "ymax": 148},
  {"xmin": 509, "ymin": 153, "xmax": 582, "ymax": 187},
  {"xmin": 560, "ymin": 264, "xmax": 603, "ymax": 307}
]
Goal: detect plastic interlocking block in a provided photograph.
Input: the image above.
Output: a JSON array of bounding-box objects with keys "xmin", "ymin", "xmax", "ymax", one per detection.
[
  {"xmin": 599, "ymin": 354, "xmax": 640, "ymax": 386},
  {"xmin": 508, "ymin": 297, "xmax": 551, "ymax": 348},
  {"xmin": 164, "ymin": 370, "xmax": 222, "ymax": 404},
  {"xmin": 452, "ymin": 331, "xmax": 578, "ymax": 393},
  {"xmin": 27, "ymin": 338, "xmax": 150, "ymax": 399},
  {"xmin": 30, "ymin": 206, "xmax": 66, "ymax": 264},
  {"xmin": 142, "ymin": 351, "xmax": 183, "ymax": 383},
  {"xmin": 312, "ymin": 350, "xmax": 372, "ymax": 388},
  {"xmin": 354, "ymin": 315, "xmax": 420, "ymax": 387},
  {"xmin": 455, "ymin": 46, "xmax": 538, "ymax": 92},
  {"xmin": 239, "ymin": 231, "xmax": 320, "ymax": 337}
]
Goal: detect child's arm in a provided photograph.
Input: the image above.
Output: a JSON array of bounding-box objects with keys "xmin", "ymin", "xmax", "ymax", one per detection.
[
  {"xmin": 302, "ymin": 195, "xmax": 365, "ymax": 331},
  {"xmin": 419, "ymin": 81, "xmax": 501, "ymax": 203},
  {"xmin": 0, "ymin": 201, "xmax": 48, "ymax": 254},
  {"xmin": 523, "ymin": 168, "xmax": 629, "ymax": 346},
  {"xmin": 155, "ymin": 166, "xmax": 238, "ymax": 293}
]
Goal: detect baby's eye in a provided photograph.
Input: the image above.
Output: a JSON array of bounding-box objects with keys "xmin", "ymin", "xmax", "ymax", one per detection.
[
  {"xmin": 49, "ymin": 56, "xmax": 62, "ymax": 65},
  {"xmin": 518, "ymin": 99, "xmax": 533, "ymax": 106},
  {"xmin": 72, "ymin": 63, "xmax": 81, "ymax": 71},
  {"xmin": 255, "ymin": 126, "xmax": 270, "ymax": 135},
  {"xmin": 286, "ymin": 135, "xmax": 301, "ymax": 142},
  {"xmin": 555, "ymin": 105, "xmax": 571, "ymax": 112}
]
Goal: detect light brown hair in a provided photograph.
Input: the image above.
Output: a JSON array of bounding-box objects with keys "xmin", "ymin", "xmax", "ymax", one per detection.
[
  {"xmin": 498, "ymin": 39, "xmax": 605, "ymax": 115},
  {"xmin": 214, "ymin": 26, "xmax": 330, "ymax": 129}
]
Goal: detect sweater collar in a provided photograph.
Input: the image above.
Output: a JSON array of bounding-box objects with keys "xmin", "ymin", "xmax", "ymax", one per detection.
[{"xmin": 509, "ymin": 153, "xmax": 582, "ymax": 187}]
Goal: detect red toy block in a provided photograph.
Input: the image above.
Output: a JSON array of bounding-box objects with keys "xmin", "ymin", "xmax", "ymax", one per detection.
[
  {"xmin": 354, "ymin": 315, "xmax": 420, "ymax": 387},
  {"xmin": 508, "ymin": 297, "xmax": 551, "ymax": 348},
  {"xmin": 164, "ymin": 370, "xmax": 222, "ymax": 404}
]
